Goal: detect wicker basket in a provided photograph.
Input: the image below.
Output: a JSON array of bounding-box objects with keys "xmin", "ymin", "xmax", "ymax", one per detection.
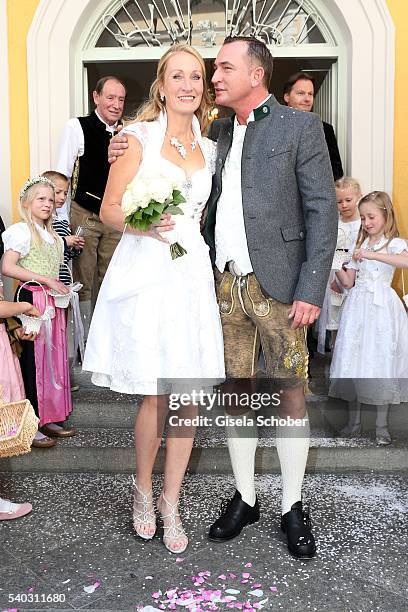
[
  {"xmin": 16, "ymin": 280, "xmax": 48, "ymax": 333},
  {"xmin": 49, "ymin": 291, "xmax": 71, "ymax": 309},
  {"xmin": 0, "ymin": 389, "xmax": 39, "ymax": 458},
  {"xmin": 48, "ymin": 263, "xmax": 74, "ymax": 308}
]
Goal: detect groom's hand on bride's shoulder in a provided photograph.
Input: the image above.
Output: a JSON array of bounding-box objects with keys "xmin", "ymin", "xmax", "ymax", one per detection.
[{"xmin": 108, "ymin": 132, "xmax": 128, "ymax": 164}]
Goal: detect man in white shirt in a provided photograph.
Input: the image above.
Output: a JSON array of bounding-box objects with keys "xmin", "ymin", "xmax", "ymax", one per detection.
[
  {"xmin": 57, "ymin": 76, "xmax": 126, "ymax": 336},
  {"xmin": 203, "ymin": 37, "xmax": 336, "ymax": 559}
]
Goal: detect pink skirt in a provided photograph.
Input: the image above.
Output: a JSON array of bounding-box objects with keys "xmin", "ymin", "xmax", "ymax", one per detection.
[
  {"xmin": 0, "ymin": 323, "xmax": 25, "ymax": 402},
  {"xmin": 25, "ymin": 285, "xmax": 72, "ymax": 426}
]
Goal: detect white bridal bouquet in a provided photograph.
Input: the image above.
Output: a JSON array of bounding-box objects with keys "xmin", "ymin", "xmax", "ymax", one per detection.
[{"xmin": 121, "ymin": 172, "xmax": 187, "ymax": 259}]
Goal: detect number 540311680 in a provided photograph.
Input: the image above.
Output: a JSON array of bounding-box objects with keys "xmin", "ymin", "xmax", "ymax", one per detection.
[{"xmin": 8, "ymin": 593, "xmax": 66, "ymax": 603}]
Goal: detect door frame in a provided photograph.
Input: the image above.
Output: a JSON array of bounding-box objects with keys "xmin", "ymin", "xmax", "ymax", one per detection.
[{"xmin": 27, "ymin": 0, "xmax": 395, "ymax": 193}]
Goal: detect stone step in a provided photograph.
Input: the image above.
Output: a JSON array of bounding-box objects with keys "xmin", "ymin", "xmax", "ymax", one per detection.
[
  {"xmin": 1, "ymin": 427, "xmax": 407, "ymax": 474},
  {"xmin": 4, "ymin": 362, "xmax": 403, "ymax": 474},
  {"xmin": 69, "ymin": 387, "xmax": 408, "ymax": 434},
  {"xmin": 70, "ymin": 366, "xmax": 408, "ymax": 433}
]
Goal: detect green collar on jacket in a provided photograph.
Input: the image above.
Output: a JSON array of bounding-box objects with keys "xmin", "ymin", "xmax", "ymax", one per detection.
[{"xmin": 228, "ymin": 95, "xmax": 274, "ymax": 126}]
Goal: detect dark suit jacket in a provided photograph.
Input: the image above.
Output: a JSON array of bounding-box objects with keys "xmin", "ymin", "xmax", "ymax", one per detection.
[
  {"xmin": 323, "ymin": 121, "xmax": 343, "ymax": 181},
  {"xmin": 204, "ymin": 95, "xmax": 338, "ymax": 307}
]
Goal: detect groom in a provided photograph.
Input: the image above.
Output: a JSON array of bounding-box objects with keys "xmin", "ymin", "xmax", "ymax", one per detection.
[
  {"xmin": 204, "ymin": 36, "xmax": 336, "ymax": 559},
  {"xmin": 108, "ymin": 36, "xmax": 337, "ymax": 559}
]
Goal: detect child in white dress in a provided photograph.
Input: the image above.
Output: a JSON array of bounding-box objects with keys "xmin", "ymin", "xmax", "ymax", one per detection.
[
  {"xmin": 317, "ymin": 177, "xmax": 362, "ymax": 354},
  {"xmin": 329, "ymin": 191, "xmax": 408, "ymax": 445}
]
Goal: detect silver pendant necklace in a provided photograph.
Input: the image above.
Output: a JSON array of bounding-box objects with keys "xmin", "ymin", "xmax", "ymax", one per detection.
[{"xmin": 169, "ymin": 135, "xmax": 198, "ymax": 160}]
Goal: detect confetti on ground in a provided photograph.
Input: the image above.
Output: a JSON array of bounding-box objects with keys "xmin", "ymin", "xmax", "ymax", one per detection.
[
  {"xmin": 83, "ymin": 581, "xmax": 101, "ymax": 594},
  {"xmin": 3, "ymin": 470, "xmax": 406, "ymax": 611},
  {"xmin": 175, "ymin": 557, "xmax": 185, "ymax": 563},
  {"xmin": 62, "ymin": 579, "xmax": 70, "ymax": 584},
  {"xmin": 145, "ymin": 575, "xmax": 153, "ymax": 580},
  {"xmin": 143, "ymin": 564, "xmax": 276, "ymax": 610}
]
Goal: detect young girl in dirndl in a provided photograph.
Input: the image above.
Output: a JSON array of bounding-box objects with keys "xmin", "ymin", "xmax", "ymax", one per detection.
[{"xmin": 1, "ymin": 176, "xmax": 74, "ymax": 447}]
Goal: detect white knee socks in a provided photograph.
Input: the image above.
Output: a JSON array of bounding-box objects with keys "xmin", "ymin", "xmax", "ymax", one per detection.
[
  {"xmin": 225, "ymin": 411, "xmax": 258, "ymax": 506},
  {"xmin": 276, "ymin": 414, "xmax": 310, "ymax": 515}
]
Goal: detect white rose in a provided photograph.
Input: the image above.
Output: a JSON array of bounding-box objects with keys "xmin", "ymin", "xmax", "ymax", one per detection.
[
  {"xmin": 121, "ymin": 186, "xmax": 137, "ymax": 215},
  {"xmin": 125, "ymin": 173, "xmax": 178, "ymax": 210},
  {"xmin": 149, "ymin": 176, "xmax": 173, "ymax": 204},
  {"xmin": 130, "ymin": 178, "xmax": 151, "ymax": 208}
]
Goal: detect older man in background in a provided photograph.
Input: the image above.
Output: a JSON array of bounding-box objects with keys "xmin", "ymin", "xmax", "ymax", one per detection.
[{"xmin": 57, "ymin": 76, "xmax": 126, "ymax": 337}]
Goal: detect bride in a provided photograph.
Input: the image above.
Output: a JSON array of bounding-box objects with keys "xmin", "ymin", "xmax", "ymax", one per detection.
[{"xmin": 83, "ymin": 45, "xmax": 225, "ymax": 553}]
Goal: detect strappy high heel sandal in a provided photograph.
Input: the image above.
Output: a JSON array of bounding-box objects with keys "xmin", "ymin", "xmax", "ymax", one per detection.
[
  {"xmin": 158, "ymin": 491, "xmax": 188, "ymax": 554},
  {"xmin": 132, "ymin": 477, "xmax": 156, "ymax": 540}
]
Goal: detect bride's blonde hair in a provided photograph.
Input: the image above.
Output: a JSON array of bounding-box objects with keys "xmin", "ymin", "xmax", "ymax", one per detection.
[{"xmin": 127, "ymin": 45, "xmax": 212, "ymax": 133}]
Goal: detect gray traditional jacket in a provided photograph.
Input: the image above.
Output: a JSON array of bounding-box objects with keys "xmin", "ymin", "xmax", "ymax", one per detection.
[{"xmin": 204, "ymin": 95, "xmax": 338, "ymax": 307}]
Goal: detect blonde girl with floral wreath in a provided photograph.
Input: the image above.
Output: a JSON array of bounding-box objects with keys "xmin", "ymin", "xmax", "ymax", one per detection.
[
  {"xmin": 329, "ymin": 191, "xmax": 408, "ymax": 445},
  {"xmin": 317, "ymin": 177, "xmax": 362, "ymax": 354},
  {"xmin": 1, "ymin": 177, "xmax": 74, "ymax": 448}
]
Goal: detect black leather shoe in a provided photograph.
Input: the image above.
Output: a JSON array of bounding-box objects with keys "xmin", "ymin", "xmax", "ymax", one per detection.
[
  {"xmin": 281, "ymin": 501, "xmax": 316, "ymax": 559},
  {"xmin": 208, "ymin": 490, "xmax": 260, "ymax": 542}
]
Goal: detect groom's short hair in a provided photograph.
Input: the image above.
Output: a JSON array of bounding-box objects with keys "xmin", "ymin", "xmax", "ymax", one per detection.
[{"xmin": 223, "ymin": 36, "xmax": 274, "ymax": 90}]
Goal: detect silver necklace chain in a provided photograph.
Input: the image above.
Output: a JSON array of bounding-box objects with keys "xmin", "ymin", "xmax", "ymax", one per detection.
[{"xmin": 169, "ymin": 135, "xmax": 198, "ymax": 160}]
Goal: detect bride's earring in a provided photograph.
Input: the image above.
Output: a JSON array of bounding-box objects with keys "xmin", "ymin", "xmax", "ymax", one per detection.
[{"xmin": 160, "ymin": 94, "xmax": 165, "ymax": 102}]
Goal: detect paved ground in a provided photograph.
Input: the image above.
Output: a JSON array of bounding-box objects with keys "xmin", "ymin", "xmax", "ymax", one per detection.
[{"xmin": 1, "ymin": 472, "xmax": 408, "ymax": 611}]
